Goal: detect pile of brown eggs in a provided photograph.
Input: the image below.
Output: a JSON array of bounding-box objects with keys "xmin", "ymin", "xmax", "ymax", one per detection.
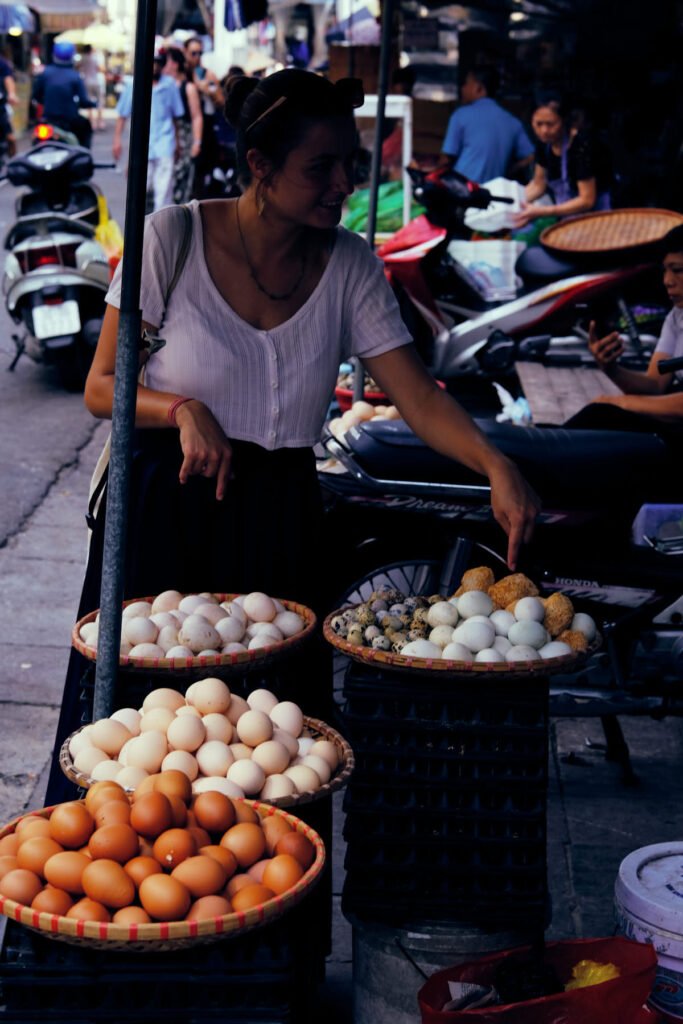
[{"xmin": 0, "ymin": 773, "xmax": 316, "ymax": 924}]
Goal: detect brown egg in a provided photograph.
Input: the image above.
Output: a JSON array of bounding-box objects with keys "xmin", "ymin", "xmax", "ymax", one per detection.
[
  {"xmin": 0, "ymin": 834, "xmax": 21, "ymax": 857},
  {"xmin": 247, "ymin": 859, "xmax": 270, "ymax": 883},
  {"xmin": 0, "ymin": 855, "xmax": 19, "ymax": 880},
  {"xmin": 192, "ymin": 792, "xmax": 236, "ymax": 834},
  {"xmin": 49, "ymin": 803, "xmax": 95, "ymax": 849},
  {"xmin": 123, "ymin": 855, "xmax": 163, "ymax": 888},
  {"xmin": 130, "ymin": 793, "xmax": 173, "ymax": 838},
  {"xmin": 167, "ymin": 795, "xmax": 188, "ymax": 827},
  {"xmin": 16, "ymin": 818, "xmax": 52, "ymax": 841},
  {"xmin": 171, "ymin": 855, "xmax": 227, "ymax": 898},
  {"xmin": 15, "ymin": 815, "xmax": 47, "ymax": 835},
  {"xmin": 138, "ymin": 836, "xmax": 155, "ymax": 857},
  {"xmin": 187, "ymin": 826, "xmax": 212, "ymax": 850},
  {"xmin": 31, "ymin": 886, "xmax": 74, "ymax": 916},
  {"xmin": 274, "ymin": 831, "xmax": 316, "ymax": 871},
  {"xmin": 220, "ymin": 823, "xmax": 265, "ymax": 868},
  {"xmin": 153, "ymin": 829, "xmax": 197, "ymax": 870},
  {"xmin": 16, "ymin": 837, "xmax": 64, "ymax": 877},
  {"xmin": 43, "ymin": 851, "xmax": 90, "ymax": 894},
  {"xmin": 113, "ymin": 905, "xmax": 152, "ymax": 924},
  {"xmin": 85, "ymin": 780, "xmax": 129, "ymax": 815},
  {"xmin": 262, "ymin": 854, "xmax": 304, "ymax": 895},
  {"xmin": 82, "ymin": 859, "xmax": 136, "ymax": 908},
  {"xmin": 89, "ymin": 824, "xmax": 140, "ymax": 864},
  {"xmin": 66, "ymin": 897, "xmax": 111, "ymax": 922},
  {"xmin": 198, "ymin": 845, "xmax": 237, "ymax": 879},
  {"xmin": 231, "ymin": 883, "xmax": 275, "ymax": 912},
  {"xmin": 0, "ymin": 868, "xmax": 43, "ymax": 905},
  {"xmin": 230, "ymin": 800, "xmax": 259, "ymax": 825},
  {"xmin": 261, "ymin": 816, "xmax": 294, "ymax": 856},
  {"xmin": 139, "ymin": 874, "xmax": 191, "ymax": 920},
  {"xmin": 187, "ymin": 895, "xmax": 232, "ymax": 921},
  {"xmin": 155, "ymin": 770, "xmax": 192, "ymax": 805},
  {"xmin": 225, "ymin": 873, "xmax": 253, "ymax": 898},
  {"xmin": 132, "ymin": 774, "xmax": 160, "ymax": 800},
  {"xmin": 95, "ymin": 800, "xmax": 132, "ymax": 829},
  {"xmin": 78, "ymin": 846, "xmax": 93, "ymax": 859}
]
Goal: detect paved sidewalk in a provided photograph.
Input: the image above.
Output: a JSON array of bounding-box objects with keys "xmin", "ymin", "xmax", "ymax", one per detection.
[{"xmin": 1, "ymin": 424, "xmax": 682, "ymax": 1021}]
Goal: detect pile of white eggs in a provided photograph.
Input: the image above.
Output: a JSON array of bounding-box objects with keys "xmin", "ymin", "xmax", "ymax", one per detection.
[
  {"xmin": 69, "ymin": 679, "xmax": 340, "ymax": 801},
  {"xmin": 399, "ymin": 592, "xmax": 597, "ymax": 664},
  {"xmin": 78, "ymin": 591, "xmax": 306, "ymax": 660},
  {"xmin": 327, "ymin": 399, "xmax": 401, "ymax": 441}
]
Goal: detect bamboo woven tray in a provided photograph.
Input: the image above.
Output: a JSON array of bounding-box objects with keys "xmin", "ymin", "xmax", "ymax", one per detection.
[
  {"xmin": 323, "ymin": 608, "xmax": 601, "ymax": 679},
  {"xmin": 60, "ymin": 715, "xmax": 355, "ymax": 808},
  {"xmin": 0, "ymin": 801, "xmax": 324, "ymax": 952},
  {"xmin": 72, "ymin": 594, "xmax": 316, "ymax": 675},
  {"xmin": 540, "ymin": 208, "xmax": 683, "ymax": 256}
]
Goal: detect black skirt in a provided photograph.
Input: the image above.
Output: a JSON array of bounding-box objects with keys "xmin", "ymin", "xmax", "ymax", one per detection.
[{"xmin": 46, "ymin": 430, "xmax": 328, "ymax": 804}]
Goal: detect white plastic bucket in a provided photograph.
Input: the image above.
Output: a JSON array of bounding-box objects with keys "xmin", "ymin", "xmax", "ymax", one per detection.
[{"xmin": 615, "ymin": 842, "xmax": 683, "ymax": 1021}]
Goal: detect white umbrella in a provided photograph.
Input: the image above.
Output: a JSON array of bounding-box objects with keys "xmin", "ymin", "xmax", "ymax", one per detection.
[{"xmin": 55, "ymin": 23, "xmax": 131, "ymax": 52}]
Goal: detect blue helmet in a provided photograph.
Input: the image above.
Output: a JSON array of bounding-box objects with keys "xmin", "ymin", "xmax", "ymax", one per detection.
[{"xmin": 53, "ymin": 40, "xmax": 76, "ymax": 65}]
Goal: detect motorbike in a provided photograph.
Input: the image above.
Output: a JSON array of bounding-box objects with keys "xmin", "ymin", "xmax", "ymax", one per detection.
[
  {"xmin": 380, "ymin": 168, "xmax": 665, "ymax": 387},
  {"xmin": 319, "ymin": 356, "xmax": 683, "ymax": 783},
  {"xmin": 2, "ymin": 140, "xmax": 112, "ymax": 389}
]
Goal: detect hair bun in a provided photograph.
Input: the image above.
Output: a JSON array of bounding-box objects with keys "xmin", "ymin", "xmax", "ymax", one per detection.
[{"xmin": 223, "ymin": 75, "xmax": 259, "ymax": 127}]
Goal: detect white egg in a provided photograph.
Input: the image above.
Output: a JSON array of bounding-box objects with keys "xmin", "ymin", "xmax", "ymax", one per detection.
[
  {"xmin": 475, "ymin": 648, "xmax": 506, "ymax": 663},
  {"xmin": 309, "ymin": 740, "xmax": 340, "ymax": 771},
  {"xmin": 260, "ymin": 775, "xmax": 297, "ymax": 800},
  {"xmin": 429, "ymin": 625, "xmax": 456, "ymax": 649},
  {"xmin": 401, "ymin": 639, "xmax": 443, "ymax": 658},
  {"xmin": 164, "ymin": 645, "xmax": 194, "ymax": 659},
  {"xmin": 539, "ymin": 641, "xmax": 573, "ymax": 659},
  {"xmin": 151, "ymin": 590, "xmax": 183, "ymax": 613},
  {"xmin": 176, "ymin": 705, "xmax": 202, "ymax": 718},
  {"xmin": 118, "ymin": 738, "xmax": 132, "ymax": 765},
  {"xmin": 215, "ymin": 616, "xmax": 246, "ymax": 644},
  {"xmin": 194, "ymin": 648, "xmax": 219, "ymax": 657},
  {"xmin": 236, "ymin": 709, "xmax": 274, "ymax": 746},
  {"xmin": 142, "ymin": 688, "xmax": 185, "ymax": 713},
  {"xmin": 69, "ymin": 725, "xmax": 94, "ymax": 758},
  {"xmin": 149, "ymin": 612, "xmax": 178, "ymax": 630},
  {"xmin": 161, "ymin": 749, "xmax": 199, "ymax": 780},
  {"xmin": 493, "ymin": 635, "xmax": 512, "ymax": 655},
  {"xmin": 156, "ymin": 625, "xmax": 180, "ymax": 653},
  {"xmin": 226, "ymin": 693, "xmax": 250, "ymax": 726},
  {"xmin": 457, "ymin": 591, "xmax": 494, "ymax": 619},
  {"xmin": 514, "ymin": 597, "xmax": 545, "ymax": 622},
  {"xmin": 248, "ymin": 622, "xmax": 284, "ymax": 642},
  {"xmin": 170, "ymin": 610, "xmax": 188, "ymax": 625},
  {"xmin": 251, "ymin": 740, "xmax": 291, "ymax": 776},
  {"xmin": 115, "ymin": 766, "xmax": 149, "ymax": 789},
  {"xmin": 571, "ymin": 613, "xmax": 597, "ymax": 642},
  {"xmin": 222, "ymin": 642, "xmax": 248, "ymax": 655},
  {"xmin": 283, "ymin": 764, "xmax": 321, "ymax": 794},
  {"xmin": 125, "ymin": 730, "xmax": 168, "ymax": 772},
  {"xmin": 426, "ymin": 601, "xmax": 459, "ymax": 628},
  {"xmin": 167, "ymin": 715, "xmax": 206, "ymax": 752},
  {"xmin": 91, "ymin": 759, "xmax": 123, "ymax": 781},
  {"xmin": 178, "ymin": 594, "xmax": 209, "ymax": 615},
  {"xmin": 297, "ymin": 736, "xmax": 316, "ymax": 757},
  {"xmin": 270, "ymin": 702, "xmax": 304, "ymax": 737},
  {"xmin": 196, "ymin": 740, "xmax": 234, "ymax": 776},
  {"xmin": 227, "ymin": 759, "xmax": 266, "ymax": 796},
  {"xmin": 301, "ymin": 753, "xmax": 332, "ymax": 784},
  {"xmin": 243, "ymin": 591, "xmax": 277, "ymax": 623},
  {"xmin": 456, "ymin": 618, "xmax": 496, "ymax": 653},
  {"xmin": 190, "ymin": 678, "xmax": 232, "ymax": 715},
  {"xmin": 441, "ymin": 641, "xmax": 474, "ymax": 661},
  {"xmin": 202, "ymin": 713, "xmax": 234, "ymax": 744},
  {"xmin": 74, "ymin": 746, "xmax": 110, "ymax": 774},
  {"xmin": 247, "ymin": 689, "xmax": 279, "ymax": 713},
  {"xmin": 79, "ymin": 622, "xmax": 98, "ymax": 645},
  {"xmin": 490, "ymin": 610, "xmax": 516, "ymax": 637},
  {"xmin": 219, "ymin": 601, "xmax": 248, "ymax": 626},
  {"xmin": 273, "ymin": 728, "xmax": 300, "ymax": 758},
  {"xmin": 192, "ymin": 776, "xmax": 245, "ymax": 798},
  {"xmin": 229, "ymin": 742, "xmax": 254, "ymax": 761},
  {"xmin": 178, "ymin": 615, "xmax": 221, "ymax": 654},
  {"xmin": 119, "ymin": 640, "xmax": 132, "ymax": 656},
  {"xmin": 505, "ymin": 645, "xmax": 541, "ymax": 663},
  {"xmin": 128, "ymin": 643, "xmax": 165, "ymax": 659},
  {"xmin": 198, "ymin": 592, "xmax": 219, "ymax": 603},
  {"xmin": 508, "ymin": 620, "xmax": 547, "ymax": 650},
  {"xmin": 110, "ymin": 708, "xmax": 141, "ymax": 736},
  {"xmin": 273, "ymin": 610, "xmax": 305, "ymax": 637},
  {"xmin": 248, "ymin": 634, "xmax": 278, "ymax": 651},
  {"xmin": 140, "ymin": 707, "xmax": 175, "ymax": 734},
  {"xmin": 122, "ymin": 601, "xmax": 153, "ymax": 620},
  {"xmin": 195, "ymin": 603, "xmax": 229, "ymax": 625}
]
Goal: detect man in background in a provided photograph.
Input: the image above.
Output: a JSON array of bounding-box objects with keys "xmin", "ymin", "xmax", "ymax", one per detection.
[
  {"xmin": 440, "ymin": 66, "xmax": 534, "ymax": 183},
  {"xmin": 0, "ymin": 51, "xmax": 18, "ymax": 157},
  {"xmin": 32, "ymin": 41, "xmax": 96, "ymax": 148}
]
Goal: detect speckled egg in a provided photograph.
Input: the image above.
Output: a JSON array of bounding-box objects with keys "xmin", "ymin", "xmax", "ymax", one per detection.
[{"xmin": 371, "ymin": 636, "xmax": 392, "ymax": 651}]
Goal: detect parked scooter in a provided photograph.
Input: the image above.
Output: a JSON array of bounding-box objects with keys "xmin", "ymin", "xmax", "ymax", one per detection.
[
  {"xmin": 3, "ymin": 140, "xmax": 112, "ymax": 389},
  {"xmin": 319, "ymin": 361, "xmax": 683, "ymax": 779},
  {"xmin": 381, "ymin": 168, "xmax": 665, "ymax": 383}
]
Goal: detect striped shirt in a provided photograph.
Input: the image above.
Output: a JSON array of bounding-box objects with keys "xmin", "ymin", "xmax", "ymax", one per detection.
[{"xmin": 105, "ymin": 201, "xmax": 412, "ymax": 449}]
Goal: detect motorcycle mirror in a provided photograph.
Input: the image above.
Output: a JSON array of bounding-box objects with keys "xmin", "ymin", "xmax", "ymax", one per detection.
[{"xmin": 657, "ymin": 355, "xmax": 683, "ymax": 374}]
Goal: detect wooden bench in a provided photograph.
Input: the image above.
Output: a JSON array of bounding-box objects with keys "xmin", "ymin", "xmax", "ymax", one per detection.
[{"xmin": 515, "ymin": 363, "xmax": 623, "ymax": 425}]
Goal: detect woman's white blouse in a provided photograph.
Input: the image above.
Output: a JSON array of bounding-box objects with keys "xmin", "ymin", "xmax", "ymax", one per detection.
[{"xmin": 105, "ymin": 200, "xmax": 412, "ymax": 449}]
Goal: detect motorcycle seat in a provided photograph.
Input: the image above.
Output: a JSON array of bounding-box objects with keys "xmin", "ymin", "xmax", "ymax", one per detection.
[
  {"xmin": 343, "ymin": 419, "xmax": 677, "ymax": 509},
  {"xmin": 5, "ymin": 215, "xmax": 95, "ymax": 249}
]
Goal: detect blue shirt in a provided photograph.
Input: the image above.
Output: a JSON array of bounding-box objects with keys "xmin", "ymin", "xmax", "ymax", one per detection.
[
  {"xmin": 32, "ymin": 65, "xmax": 95, "ymax": 122},
  {"xmin": 442, "ymin": 97, "xmax": 534, "ymax": 183},
  {"xmin": 116, "ymin": 74, "xmax": 184, "ymax": 160}
]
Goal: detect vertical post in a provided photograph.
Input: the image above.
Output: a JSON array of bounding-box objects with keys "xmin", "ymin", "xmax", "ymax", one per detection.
[
  {"xmin": 365, "ymin": 0, "xmax": 394, "ymax": 252},
  {"xmin": 92, "ymin": 0, "xmax": 157, "ymax": 721}
]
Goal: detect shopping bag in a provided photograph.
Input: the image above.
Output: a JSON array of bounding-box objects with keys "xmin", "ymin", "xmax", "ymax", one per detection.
[
  {"xmin": 418, "ymin": 937, "xmax": 658, "ymax": 1024},
  {"xmin": 95, "ymin": 194, "xmax": 124, "ymax": 274}
]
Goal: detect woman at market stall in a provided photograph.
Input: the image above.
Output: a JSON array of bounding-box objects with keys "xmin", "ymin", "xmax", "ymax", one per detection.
[
  {"xmin": 46, "ymin": 69, "xmax": 539, "ymax": 802},
  {"xmin": 514, "ymin": 94, "xmax": 612, "ymax": 229}
]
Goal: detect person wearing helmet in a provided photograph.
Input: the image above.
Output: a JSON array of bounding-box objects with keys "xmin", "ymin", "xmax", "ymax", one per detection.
[{"xmin": 32, "ymin": 40, "xmax": 97, "ymax": 148}]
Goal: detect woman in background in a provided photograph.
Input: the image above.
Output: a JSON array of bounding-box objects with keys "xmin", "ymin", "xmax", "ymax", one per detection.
[{"xmin": 165, "ymin": 46, "xmax": 202, "ymax": 204}]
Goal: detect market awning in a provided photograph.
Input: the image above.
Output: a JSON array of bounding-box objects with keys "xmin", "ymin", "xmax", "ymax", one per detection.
[
  {"xmin": 28, "ymin": 0, "xmax": 99, "ymax": 32},
  {"xmin": 0, "ymin": 3, "xmax": 35, "ymax": 30}
]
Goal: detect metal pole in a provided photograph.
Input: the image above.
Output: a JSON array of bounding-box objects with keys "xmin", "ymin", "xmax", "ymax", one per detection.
[
  {"xmin": 92, "ymin": 0, "xmax": 157, "ymax": 720},
  {"xmin": 365, "ymin": 0, "xmax": 394, "ymax": 253}
]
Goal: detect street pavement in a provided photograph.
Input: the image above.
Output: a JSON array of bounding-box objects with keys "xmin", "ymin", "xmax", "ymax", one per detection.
[{"xmin": 1, "ymin": 115, "xmax": 682, "ymax": 1022}]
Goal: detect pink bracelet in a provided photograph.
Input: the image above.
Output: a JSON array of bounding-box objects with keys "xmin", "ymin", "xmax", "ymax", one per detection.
[{"xmin": 167, "ymin": 396, "xmax": 192, "ymax": 427}]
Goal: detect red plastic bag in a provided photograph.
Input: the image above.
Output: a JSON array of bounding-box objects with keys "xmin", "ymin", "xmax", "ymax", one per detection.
[{"xmin": 419, "ymin": 937, "xmax": 658, "ymax": 1024}]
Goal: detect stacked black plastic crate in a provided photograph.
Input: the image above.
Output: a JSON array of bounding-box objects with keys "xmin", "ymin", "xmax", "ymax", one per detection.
[{"xmin": 339, "ymin": 661, "xmax": 550, "ymax": 930}]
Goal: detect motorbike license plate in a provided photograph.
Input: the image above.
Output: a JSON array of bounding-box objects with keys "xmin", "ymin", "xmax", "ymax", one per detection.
[{"xmin": 33, "ymin": 300, "xmax": 81, "ymax": 340}]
